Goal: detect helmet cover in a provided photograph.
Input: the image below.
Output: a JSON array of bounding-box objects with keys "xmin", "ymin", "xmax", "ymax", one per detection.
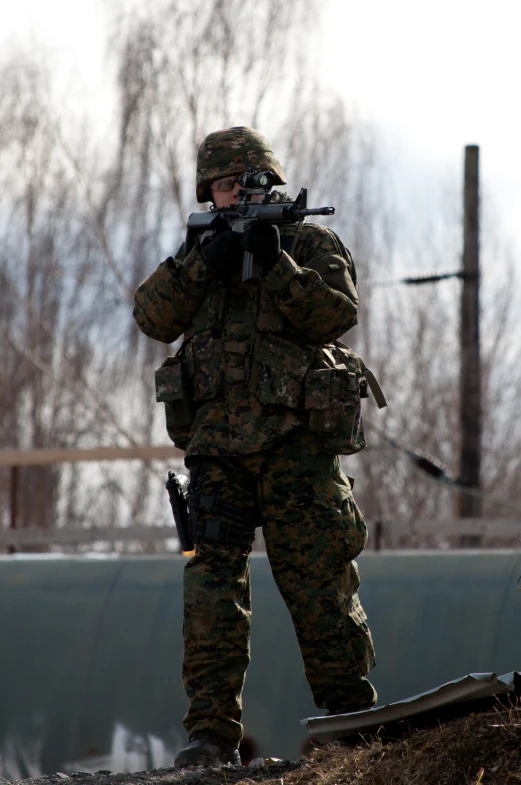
[{"xmin": 196, "ymin": 126, "xmax": 287, "ymax": 203}]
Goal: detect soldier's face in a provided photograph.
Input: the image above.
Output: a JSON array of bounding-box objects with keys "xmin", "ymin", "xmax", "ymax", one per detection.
[
  {"xmin": 210, "ymin": 175, "xmax": 266, "ymax": 208},
  {"xmin": 211, "ymin": 179, "xmax": 244, "ymax": 208}
]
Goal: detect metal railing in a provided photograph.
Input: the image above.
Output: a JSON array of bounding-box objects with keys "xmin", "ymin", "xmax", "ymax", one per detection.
[
  {"xmin": 0, "ymin": 518, "xmax": 519, "ymax": 551},
  {"xmin": 367, "ymin": 518, "xmax": 521, "ymax": 550}
]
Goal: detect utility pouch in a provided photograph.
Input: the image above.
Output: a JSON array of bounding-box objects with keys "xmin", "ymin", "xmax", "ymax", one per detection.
[
  {"xmin": 253, "ymin": 333, "xmax": 314, "ymax": 408},
  {"xmin": 166, "ymin": 472, "xmax": 193, "ymax": 552},
  {"xmin": 155, "ymin": 354, "xmax": 194, "ymax": 449},
  {"xmin": 304, "ymin": 342, "xmax": 386, "ymax": 455}
]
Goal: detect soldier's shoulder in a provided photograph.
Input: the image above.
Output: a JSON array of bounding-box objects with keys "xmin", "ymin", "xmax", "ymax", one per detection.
[
  {"xmin": 296, "ymin": 222, "xmax": 352, "ymax": 262},
  {"xmin": 299, "ymin": 222, "xmax": 344, "ymax": 244}
]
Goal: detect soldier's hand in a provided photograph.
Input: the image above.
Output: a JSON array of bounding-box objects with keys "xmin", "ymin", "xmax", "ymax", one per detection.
[
  {"xmin": 200, "ymin": 230, "xmax": 243, "ymax": 279},
  {"xmin": 244, "ymin": 222, "xmax": 281, "ymax": 272}
]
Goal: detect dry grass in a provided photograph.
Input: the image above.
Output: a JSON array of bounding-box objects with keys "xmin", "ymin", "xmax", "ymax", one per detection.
[
  {"xmin": 235, "ymin": 703, "xmax": 521, "ymax": 785},
  {"xmin": 11, "ymin": 704, "xmax": 521, "ymax": 785}
]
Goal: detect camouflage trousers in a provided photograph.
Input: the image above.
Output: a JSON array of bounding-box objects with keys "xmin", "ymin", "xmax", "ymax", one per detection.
[{"xmin": 182, "ymin": 427, "xmax": 376, "ymax": 745}]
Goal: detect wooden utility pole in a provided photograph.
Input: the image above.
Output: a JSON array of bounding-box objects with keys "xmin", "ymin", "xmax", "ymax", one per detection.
[{"xmin": 458, "ymin": 145, "xmax": 482, "ymax": 536}]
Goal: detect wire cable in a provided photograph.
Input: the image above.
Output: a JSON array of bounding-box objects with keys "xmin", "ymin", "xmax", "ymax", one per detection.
[
  {"xmin": 365, "ymin": 421, "xmax": 520, "ymax": 517},
  {"xmin": 366, "ymin": 270, "xmax": 478, "ymax": 288}
]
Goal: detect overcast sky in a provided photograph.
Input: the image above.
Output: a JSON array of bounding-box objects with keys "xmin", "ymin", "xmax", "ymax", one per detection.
[
  {"xmin": 1, "ymin": 0, "xmax": 520, "ymax": 258},
  {"xmin": 322, "ymin": 0, "xmax": 521, "ymax": 248}
]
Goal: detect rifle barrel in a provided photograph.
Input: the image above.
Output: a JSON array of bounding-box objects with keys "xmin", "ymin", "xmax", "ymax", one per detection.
[{"xmin": 301, "ymin": 206, "xmax": 335, "ymax": 216}]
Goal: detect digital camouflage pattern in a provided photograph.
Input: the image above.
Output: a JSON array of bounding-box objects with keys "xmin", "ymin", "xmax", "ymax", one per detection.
[
  {"xmin": 134, "ymin": 222, "xmax": 364, "ymax": 457},
  {"xmin": 196, "ymin": 127, "xmax": 286, "ymax": 203},
  {"xmin": 133, "ymin": 134, "xmax": 376, "ymax": 749},
  {"xmin": 183, "ymin": 428, "xmax": 376, "ymax": 744}
]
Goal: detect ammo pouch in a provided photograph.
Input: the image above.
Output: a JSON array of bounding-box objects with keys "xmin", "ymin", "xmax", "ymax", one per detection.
[
  {"xmin": 155, "ymin": 330, "xmax": 226, "ymax": 448},
  {"xmin": 155, "ymin": 352, "xmax": 194, "ymax": 449},
  {"xmin": 155, "ymin": 328, "xmax": 386, "ymax": 456},
  {"xmin": 249, "ymin": 333, "xmax": 386, "ymax": 455},
  {"xmin": 304, "ymin": 341, "xmax": 387, "ymax": 455},
  {"xmin": 253, "ymin": 332, "xmax": 315, "ymax": 408}
]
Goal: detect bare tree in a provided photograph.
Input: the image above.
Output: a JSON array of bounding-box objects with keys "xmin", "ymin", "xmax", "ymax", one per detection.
[
  {"xmin": 2, "ymin": 0, "xmax": 518, "ymax": 550},
  {"xmin": 0, "ymin": 0, "xmax": 327, "ymax": 545}
]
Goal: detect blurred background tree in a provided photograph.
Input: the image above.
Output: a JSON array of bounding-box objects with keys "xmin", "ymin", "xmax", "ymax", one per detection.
[{"xmin": 0, "ymin": 0, "xmax": 519, "ymax": 547}]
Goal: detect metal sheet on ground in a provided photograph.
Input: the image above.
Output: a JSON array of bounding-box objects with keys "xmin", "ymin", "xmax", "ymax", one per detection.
[{"xmin": 303, "ymin": 671, "xmax": 520, "ymax": 740}]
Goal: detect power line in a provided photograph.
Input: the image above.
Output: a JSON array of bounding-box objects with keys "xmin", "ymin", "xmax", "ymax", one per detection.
[
  {"xmin": 365, "ymin": 422, "xmax": 519, "ymax": 517},
  {"xmin": 368, "ymin": 271, "xmax": 469, "ymax": 288}
]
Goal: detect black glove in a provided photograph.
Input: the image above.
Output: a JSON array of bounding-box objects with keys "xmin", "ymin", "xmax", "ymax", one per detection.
[
  {"xmin": 243, "ymin": 222, "xmax": 281, "ymax": 272},
  {"xmin": 200, "ymin": 230, "xmax": 243, "ymax": 279}
]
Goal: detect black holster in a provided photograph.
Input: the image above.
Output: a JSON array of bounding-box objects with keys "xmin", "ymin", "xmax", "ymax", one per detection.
[{"xmin": 166, "ymin": 471, "xmax": 194, "ymax": 552}]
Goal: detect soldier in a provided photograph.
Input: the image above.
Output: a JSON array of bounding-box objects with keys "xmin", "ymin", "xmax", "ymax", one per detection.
[{"xmin": 133, "ymin": 127, "xmax": 377, "ymax": 768}]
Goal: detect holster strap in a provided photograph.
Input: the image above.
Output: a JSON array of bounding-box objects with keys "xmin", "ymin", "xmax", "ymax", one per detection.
[
  {"xmin": 361, "ymin": 366, "xmax": 388, "ymax": 409},
  {"xmin": 189, "ymin": 494, "xmax": 257, "ymax": 550},
  {"xmin": 195, "ymin": 494, "xmax": 257, "ymax": 527},
  {"xmin": 194, "ymin": 517, "xmax": 256, "ymax": 550}
]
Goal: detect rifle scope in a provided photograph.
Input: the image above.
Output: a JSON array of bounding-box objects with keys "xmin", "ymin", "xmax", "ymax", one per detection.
[{"xmin": 238, "ymin": 169, "xmax": 275, "ymax": 190}]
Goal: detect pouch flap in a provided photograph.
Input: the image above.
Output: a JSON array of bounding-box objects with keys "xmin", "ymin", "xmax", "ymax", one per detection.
[
  {"xmin": 305, "ymin": 369, "xmax": 331, "ymax": 409},
  {"xmin": 155, "ymin": 359, "xmax": 184, "ymax": 402},
  {"xmin": 305, "ymin": 367, "xmax": 358, "ymax": 410},
  {"xmin": 254, "ymin": 333, "xmax": 315, "ymax": 380},
  {"xmin": 329, "ymin": 342, "xmax": 364, "ymax": 371}
]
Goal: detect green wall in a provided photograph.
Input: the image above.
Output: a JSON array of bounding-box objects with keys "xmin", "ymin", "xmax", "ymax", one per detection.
[{"xmin": 0, "ymin": 551, "xmax": 520, "ymax": 777}]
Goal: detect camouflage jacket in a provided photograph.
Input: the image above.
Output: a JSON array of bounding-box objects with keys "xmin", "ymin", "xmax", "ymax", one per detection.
[{"xmin": 133, "ymin": 222, "xmax": 366, "ymax": 457}]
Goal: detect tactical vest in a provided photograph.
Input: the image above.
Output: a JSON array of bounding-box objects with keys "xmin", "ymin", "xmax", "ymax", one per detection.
[{"xmin": 155, "ymin": 230, "xmax": 386, "ymax": 455}]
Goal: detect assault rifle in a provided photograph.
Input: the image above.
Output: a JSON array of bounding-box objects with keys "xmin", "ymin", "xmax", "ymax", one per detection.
[{"xmin": 185, "ymin": 169, "xmax": 335, "ymax": 283}]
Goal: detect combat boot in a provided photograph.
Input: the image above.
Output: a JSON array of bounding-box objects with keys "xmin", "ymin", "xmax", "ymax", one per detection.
[
  {"xmin": 174, "ymin": 731, "xmax": 241, "ymax": 768},
  {"xmin": 325, "ymin": 677, "xmax": 378, "ymax": 715}
]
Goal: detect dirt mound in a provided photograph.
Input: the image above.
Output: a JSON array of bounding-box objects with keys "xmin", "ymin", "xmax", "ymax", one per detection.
[
  {"xmin": 240, "ymin": 702, "xmax": 521, "ymax": 785},
  {"xmin": 11, "ymin": 703, "xmax": 521, "ymax": 785}
]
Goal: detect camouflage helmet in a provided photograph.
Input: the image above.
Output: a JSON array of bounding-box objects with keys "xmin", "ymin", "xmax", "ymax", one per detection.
[{"xmin": 196, "ymin": 126, "xmax": 287, "ymax": 203}]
